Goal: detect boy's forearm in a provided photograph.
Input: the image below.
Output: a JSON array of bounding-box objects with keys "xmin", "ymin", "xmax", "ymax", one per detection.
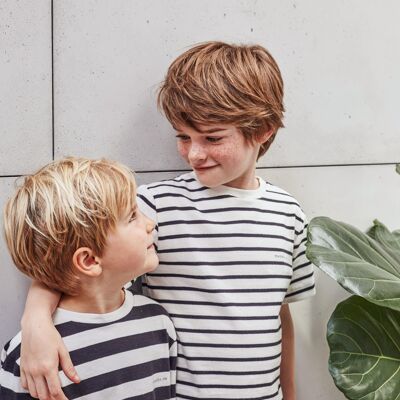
[
  {"xmin": 21, "ymin": 281, "xmax": 61, "ymax": 328},
  {"xmin": 280, "ymin": 304, "xmax": 296, "ymax": 400}
]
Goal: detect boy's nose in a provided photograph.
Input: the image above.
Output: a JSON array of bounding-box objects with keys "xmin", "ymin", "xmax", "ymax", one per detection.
[
  {"xmin": 188, "ymin": 144, "xmax": 206, "ymax": 163},
  {"xmin": 145, "ymin": 217, "xmax": 155, "ymax": 233}
]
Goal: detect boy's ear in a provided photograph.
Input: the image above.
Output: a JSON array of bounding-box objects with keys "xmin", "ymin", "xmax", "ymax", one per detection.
[
  {"xmin": 72, "ymin": 247, "xmax": 102, "ymax": 277},
  {"xmin": 256, "ymin": 128, "xmax": 275, "ymax": 145}
]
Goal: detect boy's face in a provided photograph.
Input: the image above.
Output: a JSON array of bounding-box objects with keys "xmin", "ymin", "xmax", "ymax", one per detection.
[
  {"xmin": 175, "ymin": 123, "xmax": 260, "ymax": 189},
  {"xmin": 100, "ymin": 204, "xmax": 158, "ymax": 280}
]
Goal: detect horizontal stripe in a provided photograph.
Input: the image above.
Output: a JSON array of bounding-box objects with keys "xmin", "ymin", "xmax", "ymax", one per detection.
[
  {"xmin": 177, "ymin": 365, "xmax": 280, "ymax": 375},
  {"xmin": 157, "ymin": 246, "xmax": 293, "ymax": 255},
  {"xmin": 154, "ymin": 192, "xmax": 234, "ymax": 202},
  {"xmin": 178, "ymin": 388, "xmax": 280, "ymax": 400},
  {"xmin": 171, "ymin": 177, "xmax": 196, "ymax": 183},
  {"xmin": 170, "ymin": 313, "xmax": 278, "ymax": 320},
  {"xmin": 147, "ymin": 182, "xmax": 207, "ymax": 192},
  {"xmin": 70, "ymin": 329, "xmax": 169, "ymax": 366},
  {"xmin": 158, "ymin": 205, "xmax": 300, "ymax": 220},
  {"xmin": 175, "ymin": 327, "xmax": 281, "ymax": 335},
  {"xmin": 290, "ymin": 272, "xmax": 314, "ymax": 285},
  {"xmin": 293, "ymin": 250, "xmax": 306, "ymax": 260},
  {"xmin": 177, "ymin": 352, "xmax": 281, "ymax": 362},
  {"xmin": 158, "ymin": 219, "xmax": 295, "ymax": 230},
  {"xmin": 294, "ymin": 236, "xmax": 307, "ymax": 249},
  {"xmin": 158, "ymin": 232, "xmax": 293, "ymax": 243},
  {"xmin": 56, "ymin": 302, "xmax": 170, "ymax": 337},
  {"xmin": 178, "ymin": 339, "xmax": 281, "ymax": 348},
  {"xmin": 293, "ymin": 261, "xmax": 312, "ymax": 271},
  {"xmin": 177, "ymin": 374, "xmax": 279, "ymax": 389},
  {"xmin": 124, "ymin": 385, "xmax": 175, "ymax": 400},
  {"xmin": 259, "ymin": 197, "xmax": 300, "ymax": 207},
  {"xmin": 0, "ymin": 386, "xmax": 32, "ymax": 399},
  {"xmin": 147, "ymin": 273, "xmax": 291, "ymax": 280},
  {"xmin": 137, "ymin": 193, "xmax": 156, "ymax": 211},
  {"xmin": 158, "ymin": 260, "xmax": 292, "ymax": 267},
  {"xmin": 285, "ymin": 284, "xmax": 316, "ymax": 298},
  {"xmin": 143, "ymin": 284, "xmax": 288, "ymax": 294},
  {"xmin": 70, "ymin": 371, "xmax": 174, "ymax": 400},
  {"xmin": 157, "ymin": 299, "xmax": 282, "ymax": 307},
  {"xmin": 64, "ymin": 358, "xmax": 173, "ymax": 399}
]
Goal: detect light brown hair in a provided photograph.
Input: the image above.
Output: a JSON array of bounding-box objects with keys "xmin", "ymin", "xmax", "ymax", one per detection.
[
  {"xmin": 158, "ymin": 41, "xmax": 285, "ymax": 158},
  {"xmin": 3, "ymin": 157, "xmax": 136, "ymax": 295}
]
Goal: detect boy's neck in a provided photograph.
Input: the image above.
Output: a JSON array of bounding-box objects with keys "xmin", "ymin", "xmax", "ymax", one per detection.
[
  {"xmin": 59, "ymin": 287, "xmax": 125, "ymax": 314},
  {"xmin": 224, "ymin": 174, "xmax": 259, "ymax": 190}
]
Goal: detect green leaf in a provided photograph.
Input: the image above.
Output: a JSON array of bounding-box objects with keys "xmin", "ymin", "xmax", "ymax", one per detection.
[
  {"xmin": 367, "ymin": 220, "xmax": 400, "ymax": 264},
  {"xmin": 328, "ymin": 296, "xmax": 400, "ymax": 400},
  {"xmin": 306, "ymin": 217, "xmax": 400, "ymax": 311}
]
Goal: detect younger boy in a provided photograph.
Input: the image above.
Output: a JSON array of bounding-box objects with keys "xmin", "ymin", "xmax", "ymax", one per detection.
[
  {"xmin": 20, "ymin": 42, "xmax": 315, "ymax": 400},
  {"xmin": 0, "ymin": 158, "xmax": 177, "ymax": 399}
]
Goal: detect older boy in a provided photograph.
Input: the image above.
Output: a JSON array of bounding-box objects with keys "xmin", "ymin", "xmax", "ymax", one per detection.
[
  {"xmin": 0, "ymin": 158, "xmax": 177, "ymax": 399},
  {"xmin": 20, "ymin": 42, "xmax": 315, "ymax": 400}
]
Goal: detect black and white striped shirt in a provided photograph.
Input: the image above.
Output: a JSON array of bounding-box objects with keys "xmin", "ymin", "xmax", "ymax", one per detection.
[
  {"xmin": 137, "ymin": 172, "xmax": 315, "ymax": 400},
  {"xmin": 0, "ymin": 291, "xmax": 177, "ymax": 399}
]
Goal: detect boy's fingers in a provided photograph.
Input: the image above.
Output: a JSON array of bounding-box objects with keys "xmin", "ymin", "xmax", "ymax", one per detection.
[
  {"xmin": 34, "ymin": 376, "xmax": 50, "ymax": 400},
  {"xmin": 26, "ymin": 374, "xmax": 39, "ymax": 398},
  {"xmin": 46, "ymin": 371, "xmax": 68, "ymax": 400},
  {"xmin": 59, "ymin": 347, "xmax": 80, "ymax": 383},
  {"xmin": 20, "ymin": 369, "xmax": 28, "ymax": 390}
]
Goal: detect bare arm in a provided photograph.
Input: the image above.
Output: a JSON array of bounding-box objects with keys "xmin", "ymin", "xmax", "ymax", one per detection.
[
  {"xmin": 20, "ymin": 281, "xmax": 80, "ymax": 400},
  {"xmin": 280, "ymin": 304, "xmax": 296, "ymax": 400}
]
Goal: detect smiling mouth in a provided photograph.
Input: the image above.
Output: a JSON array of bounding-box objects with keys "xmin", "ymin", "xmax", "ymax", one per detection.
[{"xmin": 194, "ymin": 165, "xmax": 217, "ymax": 171}]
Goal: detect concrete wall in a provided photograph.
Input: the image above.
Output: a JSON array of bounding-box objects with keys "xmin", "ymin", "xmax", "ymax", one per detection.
[{"xmin": 1, "ymin": 1, "xmax": 399, "ymax": 399}]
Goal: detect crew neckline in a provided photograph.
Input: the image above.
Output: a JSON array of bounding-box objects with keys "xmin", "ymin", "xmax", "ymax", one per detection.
[
  {"xmin": 190, "ymin": 172, "xmax": 266, "ymax": 199},
  {"xmin": 53, "ymin": 289, "xmax": 134, "ymax": 324}
]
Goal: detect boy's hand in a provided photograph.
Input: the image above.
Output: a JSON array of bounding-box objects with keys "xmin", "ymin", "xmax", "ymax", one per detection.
[{"xmin": 20, "ymin": 318, "xmax": 80, "ymax": 400}]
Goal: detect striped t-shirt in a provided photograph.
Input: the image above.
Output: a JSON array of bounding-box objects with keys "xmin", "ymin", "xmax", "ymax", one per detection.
[
  {"xmin": 137, "ymin": 172, "xmax": 315, "ymax": 400},
  {"xmin": 0, "ymin": 291, "xmax": 177, "ymax": 399}
]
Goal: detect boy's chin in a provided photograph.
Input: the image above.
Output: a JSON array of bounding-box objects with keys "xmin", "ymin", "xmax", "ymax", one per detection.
[{"xmin": 194, "ymin": 172, "xmax": 223, "ymax": 188}]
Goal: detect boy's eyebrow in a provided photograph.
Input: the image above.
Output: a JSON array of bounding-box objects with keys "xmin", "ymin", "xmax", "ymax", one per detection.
[
  {"xmin": 197, "ymin": 127, "xmax": 227, "ymax": 134},
  {"xmin": 174, "ymin": 126, "xmax": 227, "ymax": 134}
]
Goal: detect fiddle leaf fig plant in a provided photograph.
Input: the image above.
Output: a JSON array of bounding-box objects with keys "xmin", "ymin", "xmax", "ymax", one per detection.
[
  {"xmin": 306, "ymin": 168, "xmax": 400, "ymax": 400},
  {"xmin": 307, "ymin": 217, "xmax": 400, "ymax": 312},
  {"xmin": 327, "ymin": 296, "xmax": 400, "ymax": 399}
]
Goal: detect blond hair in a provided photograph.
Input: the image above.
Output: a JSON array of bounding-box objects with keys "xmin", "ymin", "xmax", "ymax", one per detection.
[
  {"xmin": 3, "ymin": 157, "xmax": 136, "ymax": 295},
  {"xmin": 158, "ymin": 41, "xmax": 285, "ymax": 158}
]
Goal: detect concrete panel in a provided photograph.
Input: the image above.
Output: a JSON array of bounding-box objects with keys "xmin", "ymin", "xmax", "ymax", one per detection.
[
  {"xmin": 258, "ymin": 163, "xmax": 400, "ymax": 230},
  {"xmin": 0, "ymin": 177, "xmax": 30, "ymax": 348},
  {"xmin": 54, "ymin": 0, "xmax": 399, "ymax": 170},
  {"xmin": 0, "ymin": 0, "xmax": 52, "ymax": 175},
  {"xmin": 134, "ymin": 170, "xmax": 186, "ymax": 187}
]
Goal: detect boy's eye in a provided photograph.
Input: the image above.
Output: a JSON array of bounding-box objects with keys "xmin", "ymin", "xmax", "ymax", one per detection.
[
  {"xmin": 175, "ymin": 134, "xmax": 190, "ymax": 141},
  {"xmin": 206, "ymin": 136, "xmax": 222, "ymax": 143}
]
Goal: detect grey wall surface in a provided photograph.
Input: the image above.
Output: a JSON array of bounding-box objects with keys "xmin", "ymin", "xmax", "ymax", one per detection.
[{"xmin": 1, "ymin": 1, "xmax": 399, "ymax": 399}]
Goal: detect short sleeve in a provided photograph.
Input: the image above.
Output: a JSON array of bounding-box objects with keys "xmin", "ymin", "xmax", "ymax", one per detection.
[{"xmin": 284, "ymin": 208, "xmax": 316, "ymax": 303}]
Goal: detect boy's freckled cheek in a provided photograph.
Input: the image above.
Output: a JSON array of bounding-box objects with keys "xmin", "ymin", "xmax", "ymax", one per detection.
[{"xmin": 213, "ymin": 143, "xmax": 237, "ymax": 159}]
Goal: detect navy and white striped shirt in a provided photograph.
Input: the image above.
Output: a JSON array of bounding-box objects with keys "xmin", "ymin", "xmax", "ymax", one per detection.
[
  {"xmin": 0, "ymin": 291, "xmax": 177, "ymax": 399},
  {"xmin": 137, "ymin": 172, "xmax": 315, "ymax": 400}
]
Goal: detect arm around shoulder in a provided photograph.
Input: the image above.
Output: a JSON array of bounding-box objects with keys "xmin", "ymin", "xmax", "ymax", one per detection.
[{"xmin": 20, "ymin": 281, "xmax": 79, "ymax": 400}]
